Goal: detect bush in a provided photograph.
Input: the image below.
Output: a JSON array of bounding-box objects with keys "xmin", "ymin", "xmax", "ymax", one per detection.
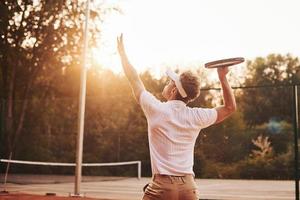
[
  {"xmin": 198, "ymin": 146, "xmax": 293, "ymax": 180},
  {"xmin": 236, "ymin": 150, "xmax": 293, "ymax": 179}
]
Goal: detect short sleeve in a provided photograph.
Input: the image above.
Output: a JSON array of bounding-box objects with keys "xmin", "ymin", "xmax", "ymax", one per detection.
[
  {"xmin": 139, "ymin": 90, "xmax": 162, "ymax": 117},
  {"xmin": 194, "ymin": 108, "xmax": 217, "ymax": 129}
]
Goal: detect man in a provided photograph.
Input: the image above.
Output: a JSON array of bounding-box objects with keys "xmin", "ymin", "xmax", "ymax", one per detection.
[{"xmin": 117, "ymin": 34, "xmax": 236, "ymax": 200}]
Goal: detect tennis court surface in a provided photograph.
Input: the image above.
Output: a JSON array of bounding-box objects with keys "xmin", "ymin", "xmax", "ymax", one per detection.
[{"xmin": 0, "ymin": 174, "xmax": 295, "ymax": 200}]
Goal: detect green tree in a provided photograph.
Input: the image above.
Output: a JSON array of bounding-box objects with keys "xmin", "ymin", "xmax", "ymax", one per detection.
[
  {"xmin": 0, "ymin": 0, "xmax": 112, "ymax": 159},
  {"xmin": 241, "ymin": 54, "xmax": 300, "ymax": 126}
]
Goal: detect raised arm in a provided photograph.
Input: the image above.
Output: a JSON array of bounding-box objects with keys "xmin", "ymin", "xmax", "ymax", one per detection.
[
  {"xmin": 117, "ymin": 34, "xmax": 145, "ymax": 102},
  {"xmin": 214, "ymin": 67, "xmax": 237, "ymax": 124}
]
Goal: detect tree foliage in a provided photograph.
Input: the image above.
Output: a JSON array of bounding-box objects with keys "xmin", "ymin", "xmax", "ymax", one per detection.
[
  {"xmin": 241, "ymin": 54, "xmax": 300, "ymax": 126},
  {"xmin": 0, "ymin": 0, "xmax": 111, "ymax": 156}
]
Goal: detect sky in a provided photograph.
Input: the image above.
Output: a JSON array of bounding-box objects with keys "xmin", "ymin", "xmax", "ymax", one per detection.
[{"xmin": 92, "ymin": 0, "xmax": 300, "ymax": 77}]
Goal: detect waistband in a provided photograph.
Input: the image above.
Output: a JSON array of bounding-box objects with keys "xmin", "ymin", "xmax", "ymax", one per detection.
[
  {"xmin": 153, "ymin": 174, "xmax": 194, "ymax": 184},
  {"xmin": 154, "ymin": 174, "xmax": 193, "ymax": 178}
]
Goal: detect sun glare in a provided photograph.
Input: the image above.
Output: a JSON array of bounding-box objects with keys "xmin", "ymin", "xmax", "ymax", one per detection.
[{"xmin": 92, "ymin": 0, "xmax": 300, "ymax": 80}]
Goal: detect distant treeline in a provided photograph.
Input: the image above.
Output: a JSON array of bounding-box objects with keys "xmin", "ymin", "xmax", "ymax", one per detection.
[{"xmin": 1, "ymin": 54, "xmax": 300, "ymax": 179}]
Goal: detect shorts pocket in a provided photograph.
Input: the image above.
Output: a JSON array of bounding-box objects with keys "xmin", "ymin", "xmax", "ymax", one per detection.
[{"xmin": 143, "ymin": 182, "xmax": 164, "ymax": 199}]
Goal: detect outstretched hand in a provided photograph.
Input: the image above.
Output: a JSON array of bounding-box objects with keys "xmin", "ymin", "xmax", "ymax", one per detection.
[
  {"xmin": 116, "ymin": 34, "xmax": 145, "ymax": 102},
  {"xmin": 117, "ymin": 33, "xmax": 126, "ymax": 57},
  {"xmin": 217, "ymin": 67, "xmax": 229, "ymax": 79}
]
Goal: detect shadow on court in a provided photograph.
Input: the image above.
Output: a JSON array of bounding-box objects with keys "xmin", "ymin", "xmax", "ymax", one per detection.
[
  {"xmin": 0, "ymin": 193, "xmax": 109, "ymax": 200},
  {"xmin": 0, "ymin": 193, "xmax": 216, "ymax": 200}
]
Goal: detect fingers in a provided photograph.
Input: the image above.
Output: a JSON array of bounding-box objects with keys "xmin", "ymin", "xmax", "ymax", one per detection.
[
  {"xmin": 217, "ymin": 66, "xmax": 229, "ymax": 72},
  {"xmin": 217, "ymin": 67, "xmax": 229, "ymax": 77},
  {"xmin": 117, "ymin": 33, "xmax": 123, "ymax": 44},
  {"xmin": 120, "ymin": 33, "xmax": 123, "ymax": 42},
  {"xmin": 222, "ymin": 67, "xmax": 229, "ymax": 73},
  {"xmin": 117, "ymin": 34, "xmax": 124, "ymax": 47},
  {"xmin": 117, "ymin": 33, "xmax": 125, "ymax": 56}
]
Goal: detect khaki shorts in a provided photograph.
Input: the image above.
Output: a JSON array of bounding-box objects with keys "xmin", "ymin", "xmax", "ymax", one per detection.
[{"xmin": 142, "ymin": 174, "xmax": 200, "ymax": 200}]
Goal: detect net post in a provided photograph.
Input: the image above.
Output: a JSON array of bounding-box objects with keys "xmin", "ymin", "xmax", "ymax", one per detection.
[
  {"xmin": 293, "ymin": 85, "xmax": 299, "ymax": 200},
  {"xmin": 74, "ymin": 0, "xmax": 90, "ymax": 196},
  {"xmin": 138, "ymin": 161, "xmax": 141, "ymax": 180},
  {"xmin": 2, "ymin": 152, "xmax": 12, "ymax": 193}
]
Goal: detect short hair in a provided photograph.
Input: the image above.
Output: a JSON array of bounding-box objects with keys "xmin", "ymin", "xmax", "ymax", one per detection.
[{"xmin": 175, "ymin": 71, "xmax": 200, "ymax": 103}]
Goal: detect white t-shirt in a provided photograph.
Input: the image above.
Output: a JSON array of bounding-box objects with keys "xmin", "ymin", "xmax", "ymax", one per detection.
[{"xmin": 139, "ymin": 90, "xmax": 217, "ymax": 176}]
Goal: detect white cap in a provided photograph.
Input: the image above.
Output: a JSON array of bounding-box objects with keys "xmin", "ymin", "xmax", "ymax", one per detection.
[{"xmin": 166, "ymin": 69, "xmax": 187, "ymax": 98}]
